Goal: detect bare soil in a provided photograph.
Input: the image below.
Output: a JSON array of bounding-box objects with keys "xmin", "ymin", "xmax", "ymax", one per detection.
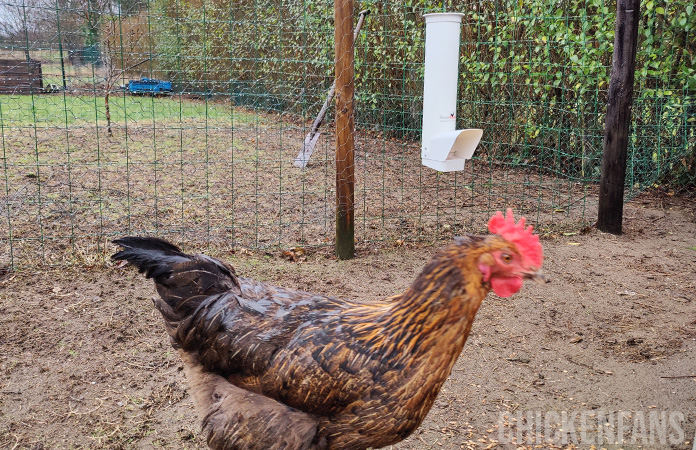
[{"xmin": 1, "ymin": 192, "xmax": 695, "ymax": 450}]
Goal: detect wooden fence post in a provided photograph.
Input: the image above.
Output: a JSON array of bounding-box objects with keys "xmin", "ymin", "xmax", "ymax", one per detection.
[
  {"xmin": 597, "ymin": 0, "xmax": 641, "ymax": 234},
  {"xmin": 334, "ymin": 0, "xmax": 355, "ymax": 259}
]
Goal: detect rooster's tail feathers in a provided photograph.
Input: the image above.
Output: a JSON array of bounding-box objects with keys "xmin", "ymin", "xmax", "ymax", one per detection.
[{"xmin": 112, "ymin": 236, "xmax": 191, "ymax": 281}]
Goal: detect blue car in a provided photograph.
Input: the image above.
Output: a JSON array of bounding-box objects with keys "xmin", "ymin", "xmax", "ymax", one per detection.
[{"xmin": 127, "ymin": 77, "xmax": 173, "ymax": 95}]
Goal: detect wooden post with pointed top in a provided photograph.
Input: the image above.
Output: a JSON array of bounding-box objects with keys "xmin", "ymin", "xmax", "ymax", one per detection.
[
  {"xmin": 597, "ymin": 0, "xmax": 640, "ymax": 234},
  {"xmin": 334, "ymin": 0, "xmax": 355, "ymax": 259}
]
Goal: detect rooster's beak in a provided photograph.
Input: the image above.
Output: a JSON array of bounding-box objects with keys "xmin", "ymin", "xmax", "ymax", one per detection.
[{"xmin": 523, "ymin": 269, "xmax": 549, "ymax": 284}]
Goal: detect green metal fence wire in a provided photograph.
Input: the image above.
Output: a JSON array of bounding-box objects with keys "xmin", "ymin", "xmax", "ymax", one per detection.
[{"xmin": 0, "ymin": 0, "xmax": 694, "ymax": 268}]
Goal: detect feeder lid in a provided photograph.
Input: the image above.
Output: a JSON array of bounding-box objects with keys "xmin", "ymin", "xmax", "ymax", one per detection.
[{"xmin": 423, "ymin": 13, "xmax": 465, "ymax": 23}]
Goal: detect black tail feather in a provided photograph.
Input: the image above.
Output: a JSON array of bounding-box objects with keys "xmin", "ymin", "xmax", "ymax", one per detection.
[{"xmin": 112, "ymin": 236, "xmax": 191, "ymax": 280}]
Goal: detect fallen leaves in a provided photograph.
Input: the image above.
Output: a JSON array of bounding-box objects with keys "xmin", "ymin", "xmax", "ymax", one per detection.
[
  {"xmin": 281, "ymin": 246, "xmax": 307, "ymax": 262},
  {"xmin": 617, "ymin": 290, "xmax": 637, "ymax": 296}
]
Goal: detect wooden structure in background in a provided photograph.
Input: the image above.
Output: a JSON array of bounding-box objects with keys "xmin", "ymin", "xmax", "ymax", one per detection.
[
  {"xmin": 597, "ymin": 0, "xmax": 641, "ymax": 234},
  {"xmin": 0, "ymin": 59, "xmax": 43, "ymax": 94},
  {"xmin": 334, "ymin": 0, "xmax": 356, "ymax": 259}
]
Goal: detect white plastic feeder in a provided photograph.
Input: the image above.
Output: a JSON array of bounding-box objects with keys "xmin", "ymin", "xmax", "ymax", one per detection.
[{"xmin": 421, "ymin": 13, "xmax": 482, "ymax": 172}]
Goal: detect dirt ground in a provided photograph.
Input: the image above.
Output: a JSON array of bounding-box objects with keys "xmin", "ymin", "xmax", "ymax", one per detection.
[{"xmin": 1, "ymin": 192, "xmax": 695, "ymax": 450}]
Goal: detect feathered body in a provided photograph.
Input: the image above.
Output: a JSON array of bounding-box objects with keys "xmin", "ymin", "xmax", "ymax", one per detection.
[{"xmin": 112, "ymin": 210, "xmax": 545, "ymax": 450}]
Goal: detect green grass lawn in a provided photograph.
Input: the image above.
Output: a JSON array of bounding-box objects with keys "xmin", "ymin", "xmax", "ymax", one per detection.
[{"xmin": 0, "ymin": 94, "xmax": 259, "ymax": 127}]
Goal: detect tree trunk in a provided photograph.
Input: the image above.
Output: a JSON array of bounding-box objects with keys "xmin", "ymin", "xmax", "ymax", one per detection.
[
  {"xmin": 597, "ymin": 0, "xmax": 641, "ymax": 234},
  {"xmin": 105, "ymin": 90, "xmax": 112, "ymax": 137}
]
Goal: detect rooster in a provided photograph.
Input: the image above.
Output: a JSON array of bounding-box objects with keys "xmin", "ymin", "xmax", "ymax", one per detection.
[{"xmin": 112, "ymin": 209, "xmax": 545, "ymax": 450}]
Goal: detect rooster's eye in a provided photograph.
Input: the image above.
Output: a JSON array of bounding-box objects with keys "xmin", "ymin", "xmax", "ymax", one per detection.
[{"xmin": 501, "ymin": 253, "xmax": 512, "ymax": 263}]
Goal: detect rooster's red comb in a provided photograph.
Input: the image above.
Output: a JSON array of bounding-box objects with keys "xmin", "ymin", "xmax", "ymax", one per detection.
[{"xmin": 488, "ymin": 209, "xmax": 543, "ymax": 268}]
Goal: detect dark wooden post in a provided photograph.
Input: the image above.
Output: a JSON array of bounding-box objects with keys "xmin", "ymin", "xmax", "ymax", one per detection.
[
  {"xmin": 334, "ymin": 0, "xmax": 355, "ymax": 259},
  {"xmin": 597, "ymin": 0, "xmax": 641, "ymax": 234}
]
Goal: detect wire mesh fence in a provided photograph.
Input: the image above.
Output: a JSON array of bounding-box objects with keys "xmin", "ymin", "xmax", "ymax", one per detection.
[{"xmin": 0, "ymin": 0, "xmax": 694, "ymax": 268}]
